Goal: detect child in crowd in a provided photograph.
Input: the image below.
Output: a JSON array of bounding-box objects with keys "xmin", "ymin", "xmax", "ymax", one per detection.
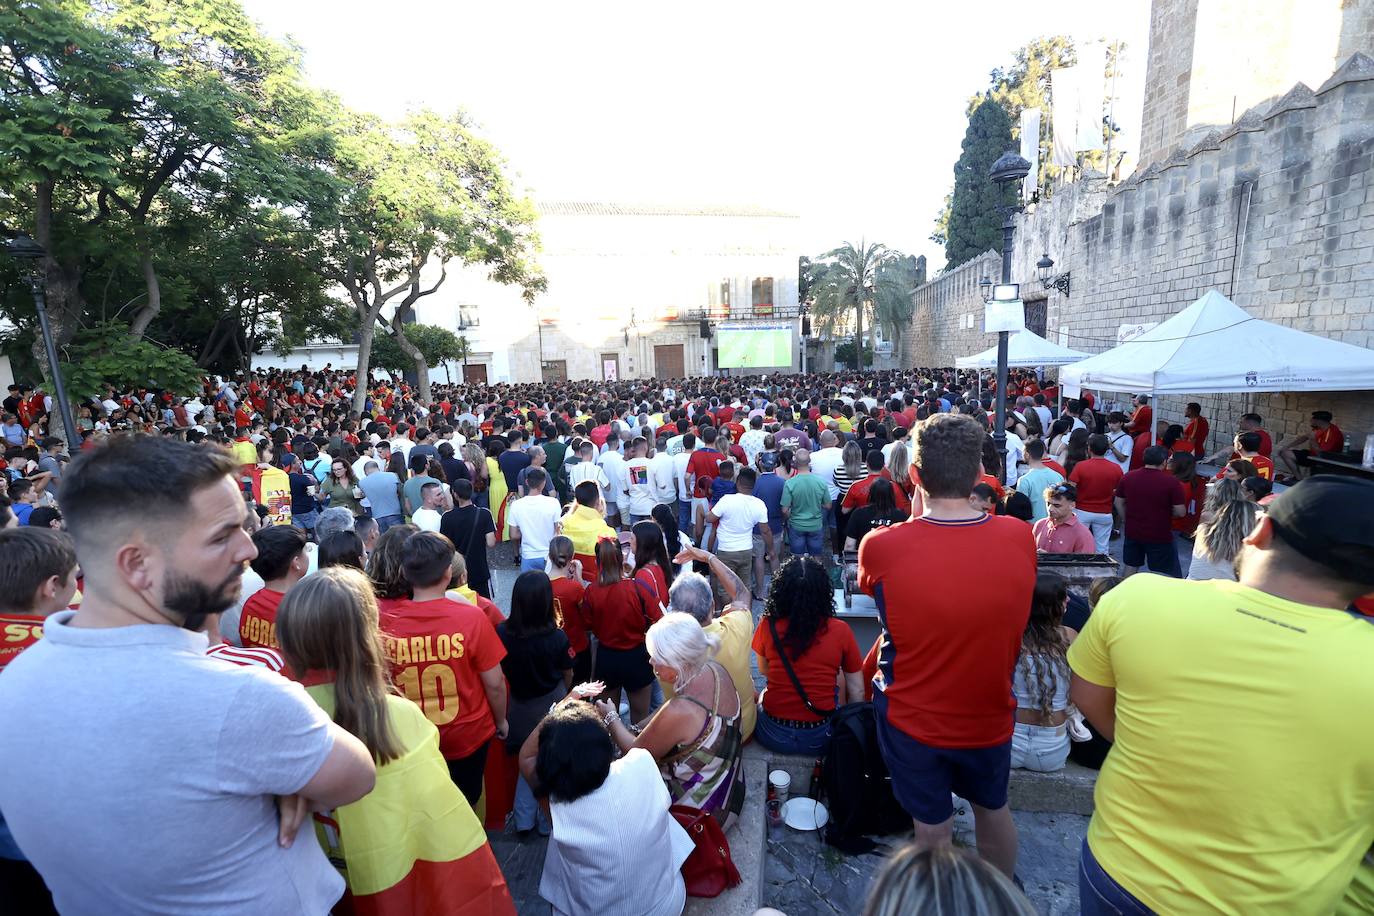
[
  {"xmin": 276, "ymin": 567, "xmax": 516, "ymax": 916},
  {"xmin": 1066, "ymin": 575, "xmax": 1123, "ymax": 770}
]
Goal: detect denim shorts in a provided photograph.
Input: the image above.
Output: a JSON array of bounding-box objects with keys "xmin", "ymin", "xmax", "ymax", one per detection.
[
  {"xmin": 874, "ymin": 692, "xmax": 1011, "ymax": 824},
  {"xmin": 1010, "ymin": 721, "xmax": 1069, "ymax": 772}
]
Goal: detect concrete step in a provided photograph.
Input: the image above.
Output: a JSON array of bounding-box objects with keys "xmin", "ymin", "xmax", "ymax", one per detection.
[{"xmin": 685, "ymin": 755, "xmax": 766, "ymax": 915}]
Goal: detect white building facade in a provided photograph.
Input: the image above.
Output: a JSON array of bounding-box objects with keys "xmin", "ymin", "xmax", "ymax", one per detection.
[{"xmin": 413, "ymin": 202, "xmax": 802, "ymax": 384}]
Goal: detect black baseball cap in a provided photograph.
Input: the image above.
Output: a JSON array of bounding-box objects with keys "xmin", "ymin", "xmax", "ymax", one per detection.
[{"xmin": 1266, "ymin": 476, "xmax": 1374, "ymax": 585}]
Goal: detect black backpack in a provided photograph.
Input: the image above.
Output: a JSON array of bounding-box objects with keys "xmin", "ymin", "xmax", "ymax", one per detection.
[
  {"xmin": 764, "ymin": 618, "xmax": 907, "ymax": 854},
  {"xmin": 819, "ymin": 703, "xmax": 910, "ymax": 854}
]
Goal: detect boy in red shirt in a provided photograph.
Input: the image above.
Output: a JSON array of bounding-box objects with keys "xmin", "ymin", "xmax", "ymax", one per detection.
[
  {"xmin": 1069, "ymin": 434, "xmax": 1124, "ymax": 553},
  {"xmin": 239, "ymin": 525, "xmax": 309, "ymax": 650},
  {"xmin": 859, "ymin": 414, "xmax": 1036, "ymax": 879},
  {"xmin": 0, "ymin": 528, "xmax": 79, "ymax": 672},
  {"xmin": 384, "ymin": 531, "xmax": 507, "ymax": 805}
]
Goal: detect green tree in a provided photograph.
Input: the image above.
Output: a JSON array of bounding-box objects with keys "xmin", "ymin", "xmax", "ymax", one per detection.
[
  {"xmin": 832, "ymin": 340, "xmax": 873, "ymax": 369},
  {"xmin": 307, "ymin": 109, "xmax": 544, "ymax": 410},
  {"xmin": 807, "ymin": 241, "xmax": 906, "ymax": 369},
  {"xmin": 970, "ymin": 36, "xmax": 1077, "ymax": 196},
  {"xmin": 59, "ymin": 320, "xmax": 202, "ymax": 399},
  {"xmin": 369, "ymin": 323, "xmax": 465, "ymax": 381},
  {"xmin": 944, "ymin": 99, "xmax": 1017, "ymax": 268},
  {"xmin": 870, "ymin": 254, "xmax": 923, "ymax": 358}
]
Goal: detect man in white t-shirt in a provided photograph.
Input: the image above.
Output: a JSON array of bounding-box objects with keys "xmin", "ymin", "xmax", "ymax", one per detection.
[
  {"xmin": 507, "ymin": 468, "xmax": 562, "ymax": 572},
  {"xmin": 708, "ymin": 467, "xmax": 773, "ymax": 602},
  {"xmin": 596, "ymin": 436, "xmax": 629, "ymax": 528},
  {"xmin": 621, "ymin": 437, "xmax": 656, "ymax": 526},
  {"xmin": 411, "ymin": 481, "xmax": 445, "ymax": 533},
  {"xmin": 1105, "ymin": 412, "xmax": 1134, "ymax": 473},
  {"xmin": 649, "ymin": 435, "xmax": 679, "ymax": 510},
  {"xmin": 672, "ymin": 433, "xmax": 697, "ymax": 535}
]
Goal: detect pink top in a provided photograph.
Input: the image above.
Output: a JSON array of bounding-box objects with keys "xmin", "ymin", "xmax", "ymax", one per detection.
[{"xmin": 1032, "ymin": 514, "xmax": 1097, "ymax": 554}]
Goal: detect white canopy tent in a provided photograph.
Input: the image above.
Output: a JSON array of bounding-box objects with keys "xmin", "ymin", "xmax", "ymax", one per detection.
[
  {"xmin": 1060, "ymin": 290, "xmax": 1374, "ymax": 396},
  {"xmin": 956, "ymin": 329, "xmax": 1091, "ymax": 368}
]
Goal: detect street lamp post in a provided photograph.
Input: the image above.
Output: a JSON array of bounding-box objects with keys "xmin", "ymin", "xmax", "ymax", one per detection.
[
  {"xmin": 988, "ymin": 151, "xmax": 1031, "ymax": 484},
  {"xmin": 6, "ymin": 235, "xmax": 79, "ymax": 453}
]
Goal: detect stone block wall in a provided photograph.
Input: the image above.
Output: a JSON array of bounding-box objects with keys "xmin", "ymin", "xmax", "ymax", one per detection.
[{"xmin": 902, "ymin": 250, "xmax": 1002, "ymax": 369}]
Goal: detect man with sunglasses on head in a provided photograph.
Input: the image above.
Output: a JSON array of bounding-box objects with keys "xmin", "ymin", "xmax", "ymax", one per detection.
[{"xmin": 1033, "ymin": 482, "xmax": 1096, "ymax": 554}]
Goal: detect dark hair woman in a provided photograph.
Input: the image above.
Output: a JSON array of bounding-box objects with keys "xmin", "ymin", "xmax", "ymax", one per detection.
[
  {"xmin": 364, "ymin": 523, "xmax": 418, "ymax": 612},
  {"xmin": 321, "ymin": 456, "xmax": 364, "ymax": 516},
  {"xmin": 518, "ymin": 700, "xmax": 694, "ymax": 914},
  {"xmin": 546, "ymin": 535, "xmax": 591, "ymax": 682},
  {"xmin": 630, "ymin": 519, "xmax": 674, "ymax": 608},
  {"xmin": 499, "ymin": 571, "xmax": 573, "ymax": 835},
  {"xmin": 1168, "ymin": 451, "xmax": 1208, "ymax": 539},
  {"xmin": 750, "ymin": 556, "xmax": 863, "ymax": 756},
  {"xmin": 579, "ymin": 538, "xmax": 663, "ymax": 723},
  {"xmin": 843, "ymin": 478, "xmax": 909, "ymax": 552},
  {"xmin": 276, "ymin": 567, "xmax": 515, "ymax": 913},
  {"xmin": 318, "ymin": 529, "xmax": 366, "ymax": 570},
  {"xmin": 1063, "ymin": 428, "xmax": 1090, "ymax": 476},
  {"xmin": 650, "ymin": 503, "xmax": 685, "ymax": 574},
  {"xmin": 1010, "ymin": 572, "xmax": 1076, "ymax": 772}
]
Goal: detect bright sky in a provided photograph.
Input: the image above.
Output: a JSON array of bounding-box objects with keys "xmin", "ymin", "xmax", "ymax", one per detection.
[{"xmin": 240, "ymin": 0, "xmax": 1148, "ymax": 273}]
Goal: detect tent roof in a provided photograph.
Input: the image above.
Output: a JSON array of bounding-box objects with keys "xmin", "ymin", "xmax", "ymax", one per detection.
[
  {"xmin": 1060, "ymin": 290, "xmax": 1374, "ymax": 395},
  {"xmin": 955, "ymin": 329, "xmax": 1091, "ymax": 368}
]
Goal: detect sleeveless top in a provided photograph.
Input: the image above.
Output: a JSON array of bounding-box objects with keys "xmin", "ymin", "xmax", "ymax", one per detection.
[
  {"xmin": 661, "ymin": 662, "xmax": 744, "ymax": 823},
  {"xmin": 1012, "ymin": 652, "xmax": 1071, "ymax": 714}
]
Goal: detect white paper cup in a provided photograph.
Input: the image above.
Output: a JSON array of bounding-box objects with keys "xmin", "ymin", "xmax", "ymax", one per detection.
[{"xmin": 768, "ymin": 769, "xmax": 791, "ymax": 802}]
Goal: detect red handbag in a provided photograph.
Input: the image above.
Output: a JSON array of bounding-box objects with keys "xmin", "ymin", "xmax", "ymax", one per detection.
[{"xmin": 669, "ymin": 805, "xmax": 742, "ymax": 898}]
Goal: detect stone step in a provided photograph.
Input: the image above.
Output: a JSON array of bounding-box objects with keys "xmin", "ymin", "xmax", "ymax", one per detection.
[{"xmin": 685, "ymin": 755, "xmax": 766, "ymax": 915}]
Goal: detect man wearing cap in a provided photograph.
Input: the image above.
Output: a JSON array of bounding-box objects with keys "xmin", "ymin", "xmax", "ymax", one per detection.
[
  {"xmin": 1069, "ymin": 476, "xmax": 1374, "ymax": 915},
  {"xmin": 1275, "ymin": 410, "xmax": 1345, "ymax": 482}
]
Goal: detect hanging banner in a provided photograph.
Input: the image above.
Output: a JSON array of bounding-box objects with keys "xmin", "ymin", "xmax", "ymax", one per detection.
[
  {"xmin": 985, "ymin": 299, "xmax": 1026, "ymax": 334},
  {"xmin": 1019, "ymin": 108, "xmax": 1041, "ymax": 201},
  {"xmin": 1050, "ymin": 68, "xmax": 1079, "ymax": 167},
  {"xmin": 1075, "ymin": 43, "xmax": 1106, "ymax": 152}
]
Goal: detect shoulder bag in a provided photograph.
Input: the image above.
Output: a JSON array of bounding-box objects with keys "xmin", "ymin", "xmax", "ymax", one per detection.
[{"xmin": 669, "ymin": 803, "xmax": 742, "ymax": 898}]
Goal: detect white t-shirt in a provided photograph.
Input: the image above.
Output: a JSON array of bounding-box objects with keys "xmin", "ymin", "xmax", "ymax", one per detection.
[
  {"xmin": 508, "ymin": 494, "xmax": 562, "ymax": 559},
  {"xmin": 598, "ymin": 450, "xmax": 628, "ymax": 505},
  {"xmin": 672, "ymin": 451, "xmax": 694, "ymax": 502},
  {"xmin": 809, "ymin": 447, "xmax": 845, "ymax": 500},
  {"xmin": 622, "ymin": 457, "xmax": 656, "ymax": 517},
  {"xmin": 1003, "ymin": 431, "xmax": 1025, "ymax": 486},
  {"xmin": 711, "ymin": 493, "xmax": 768, "ymax": 552},
  {"xmin": 1106, "ymin": 429, "xmax": 1134, "ymax": 472},
  {"xmin": 648, "ymin": 451, "xmax": 678, "ymax": 504},
  {"xmin": 412, "ymin": 507, "xmax": 443, "ymax": 532}
]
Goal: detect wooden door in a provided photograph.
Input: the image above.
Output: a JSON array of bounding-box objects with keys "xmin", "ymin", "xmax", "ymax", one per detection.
[
  {"xmin": 462, "ymin": 363, "xmax": 488, "ymax": 384},
  {"xmin": 654, "ymin": 344, "xmax": 684, "ymax": 379},
  {"xmin": 541, "ymin": 360, "xmax": 567, "ymax": 383}
]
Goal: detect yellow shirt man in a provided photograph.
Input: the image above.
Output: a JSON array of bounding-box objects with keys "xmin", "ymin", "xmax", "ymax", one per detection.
[
  {"xmin": 1068, "ymin": 575, "xmax": 1374, "ymax": 914},
  {"xmin": 661, "ymin": 608, "xmax": 756, "ymax": 741}
]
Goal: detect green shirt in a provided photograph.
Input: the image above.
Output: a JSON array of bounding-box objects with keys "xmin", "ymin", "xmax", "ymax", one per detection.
[{"xmin": 781, "ymin": 473, "xmax": 829, "ymax": 532}]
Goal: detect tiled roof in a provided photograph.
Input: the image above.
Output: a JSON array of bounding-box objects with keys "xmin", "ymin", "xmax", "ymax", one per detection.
[{"xmin": 536, "ymin": 201, "xmax": 799, "ymax": 219}]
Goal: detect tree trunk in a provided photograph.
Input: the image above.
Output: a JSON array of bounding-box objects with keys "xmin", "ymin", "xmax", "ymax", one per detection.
[
  {"xmin": 854, "ymin": 299, "xmax": 864, "ymax": 370},
  {"xmin": 352, "ymin": 319, "xmax": 376, "ymax": 416},
  {"xmin": 128, "ymin": 249, "xmax": 162, "ymax": 339},
  {"xmin": 391, "ymin": 316, "xmax": 431, "ymax": 404},
  {"xmin": 29, "ymin": 179, "xmax": 86, "ymax": 379}
]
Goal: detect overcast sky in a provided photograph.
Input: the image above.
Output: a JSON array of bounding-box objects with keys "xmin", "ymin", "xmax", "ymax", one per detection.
[{"xmin": 239, "ymin": 0, "xmax": 1148, "ymax": 272}]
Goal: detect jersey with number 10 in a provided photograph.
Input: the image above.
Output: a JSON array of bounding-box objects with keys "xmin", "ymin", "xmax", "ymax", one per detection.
[{"xmin": 379, "ymin": 597, "xmax": 506, "ymax": 760}]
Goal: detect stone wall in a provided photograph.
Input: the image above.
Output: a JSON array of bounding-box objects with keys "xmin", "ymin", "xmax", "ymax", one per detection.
[
  {"xmin": 1138, "ymin": 0, "xmax": 1374, "ymax": 171},
  {"xmin": 902, "ymin": 250, "xmax": 1002, "ymax": 368},
  {"xmin": 905, "ymin": 54, "xmax": 1374, "ymax": 458}
]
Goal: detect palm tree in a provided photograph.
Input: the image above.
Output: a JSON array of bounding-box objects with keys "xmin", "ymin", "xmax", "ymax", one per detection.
[{"xmin": 808, "ymin": 240, "xmax": 907, "ymax": 368}]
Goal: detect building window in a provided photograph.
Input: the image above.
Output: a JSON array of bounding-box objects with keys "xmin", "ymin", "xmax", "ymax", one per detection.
[
  {"xmin": 458, "ymin": 305, "xmax": 480, "ymax": 329},
  {"xmin": 710, "ymin": 280, "xmax": 731, "ymax": 320},
  {"xmin": 751, "ymin": 277, "xmax": 774, "ymax": 316}
]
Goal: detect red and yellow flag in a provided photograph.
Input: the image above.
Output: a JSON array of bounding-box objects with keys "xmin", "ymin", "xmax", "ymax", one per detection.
[{"xmin": 308, "ymin": 686, "xmax": 515, "ymax": 916}]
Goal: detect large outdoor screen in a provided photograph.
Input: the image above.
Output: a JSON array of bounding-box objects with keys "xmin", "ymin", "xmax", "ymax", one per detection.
[{"xmin": 716, "ymin": 324, "xmax": 793, "ymax": 368}]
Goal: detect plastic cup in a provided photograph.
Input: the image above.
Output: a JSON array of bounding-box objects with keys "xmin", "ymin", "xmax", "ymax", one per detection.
[{"xmin": 768, "ymin": 769, "xmax": 791, "ymax": 803}]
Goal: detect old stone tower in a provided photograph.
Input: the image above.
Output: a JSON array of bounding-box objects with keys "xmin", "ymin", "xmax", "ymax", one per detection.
[{"xmin": 1138, "ymin": 0, "xmax": 1374, "ymax": 168}]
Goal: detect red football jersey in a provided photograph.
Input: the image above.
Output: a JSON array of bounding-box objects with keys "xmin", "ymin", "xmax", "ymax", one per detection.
[
  {"xmin": 239, "ymin": 588, "xmax": 285, "ymax": 650},
  {"xmin": 0, "ymin": 614, "xmax": 44, "ymax": 671},
  {"xmin": 380, "ymin": 598, "xmax": 506, "ymax": 760}
]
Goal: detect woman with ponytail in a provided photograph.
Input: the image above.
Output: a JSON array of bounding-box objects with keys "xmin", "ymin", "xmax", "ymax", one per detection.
[
  {"xmin": 545, "ymin": 535, "xmax": 591, "ymax": 682},
  {"xmin": 276, "ymin": 567, "xmax": 515, "ymax": 915}
]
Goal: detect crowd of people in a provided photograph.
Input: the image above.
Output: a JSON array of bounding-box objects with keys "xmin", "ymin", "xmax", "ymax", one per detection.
[{"xmin": 0, "ymin": 365, "xmax": 1370, "ymax": 916}]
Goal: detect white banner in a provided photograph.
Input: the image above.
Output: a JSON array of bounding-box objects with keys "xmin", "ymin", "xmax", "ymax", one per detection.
[
  {"xmin": 985, "ymin": 300, "xmax": 1026, "ymax": 334},
  {"xmin": 1019, "ymin": 108, "xmax": 1041, "ymax": 201},
  {"xmin": 1075, "ymin": 43, "xmax": 1106, "ymax": 152},
  {"xmin": 1050, "ymin": 68, "xmax": 1078, "ymax": 167}
]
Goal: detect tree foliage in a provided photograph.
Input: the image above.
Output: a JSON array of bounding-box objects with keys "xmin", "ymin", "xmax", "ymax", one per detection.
[
  {"xmin": 59, "ymin": 321, "xmax": 203, "ymax": 399},
  {"xmin": 0, "ymin": 0, "xmax": 542, "ymax": 403},
  {"xmin": 370, "ymin": 323, "xmax": 466, "ymax": 379},
  {"xmin": 944, "ymin": 99, "xmax": 1017, "ymax": 269},
  {"xmin": 807, "ymin": 241, "xmax": 909, "ymax": 368}
]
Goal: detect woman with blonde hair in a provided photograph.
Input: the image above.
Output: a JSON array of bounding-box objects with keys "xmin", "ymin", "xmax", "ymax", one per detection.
[
  {"xmin": 276, "ymin": 567, "xmax": 516, "ymax": 916},
  {"xmin": 863, "ymin": 843, "xmax": 1036, "ymax": 916},
  {"xmin": 1187, "ymin": 478, "xmax": 1258, "ymax": 581},
  {"xmin": 594, "ymin": 612, "xmax": 744, "ymax": 824}
]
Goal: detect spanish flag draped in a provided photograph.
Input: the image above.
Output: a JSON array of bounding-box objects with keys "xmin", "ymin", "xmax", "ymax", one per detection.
[
  {"xmin": 307, "ymin": 686, "xmax": 515, "ymax": 916},
  {"xmin": 559, "ymin": 504, "xmax": 616, "ymax": 583}
]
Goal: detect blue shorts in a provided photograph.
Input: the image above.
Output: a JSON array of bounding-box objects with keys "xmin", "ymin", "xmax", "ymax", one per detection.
[{"xmin": 873, "ymin": 691, "xmax": 1012, "ymax": 824}]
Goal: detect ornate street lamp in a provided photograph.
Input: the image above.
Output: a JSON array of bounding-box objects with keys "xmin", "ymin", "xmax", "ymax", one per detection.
[
  {"xmin": 6, "ymin": 235, "xmax": 79, "ymax": 452},
  {"xmin": 1037, "ymin": 253, "xmax": 1072, "ymax": 297},
  {"xmin": 988, "ymin": 150, "xmax": 1031, "ymax": 484}
]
